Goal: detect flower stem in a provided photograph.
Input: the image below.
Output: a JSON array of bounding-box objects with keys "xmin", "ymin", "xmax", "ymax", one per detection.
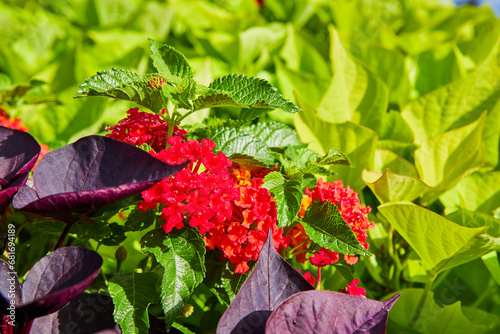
[
  {"xmin": 316, "ymin": 266, "xmax": 322, "ymax": 290},
  {"xmin": 54, "ymin": 223, "xmax": 73, "ymax": 250}
]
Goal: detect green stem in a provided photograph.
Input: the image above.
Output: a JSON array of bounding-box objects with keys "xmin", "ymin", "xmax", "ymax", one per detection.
[
  {"xmin": 408, "ymin": 274, "xmax": 434, "ymax": 330},
  {"xmin": 175, "ymin": 109, "xmax": 197, "ymax": 124},
  {"xmin": 387, "ymin": 225, "xmax": 402, "ymax": 290},
  {"xmin": 471, "ymin": 279, "xmax": 496, "ymax": 308},
  {"xmin": 316, "ymin": 266, "xmax": 322, "ymax": 290},
  {"xmin": 15, "ymin": 218, "xmax": 31, "ymax": 237}
]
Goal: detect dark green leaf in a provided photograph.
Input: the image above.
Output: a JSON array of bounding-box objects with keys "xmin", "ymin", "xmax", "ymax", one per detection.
[
  {"xmin": 243, "ymin": 121, "xmax": 303, "ymax": 148},
  {"xmin": 68, "ymin": 221, "xmax": 111, "ymax": 242},
  {"xmin": 210, "ymin": 127, "xmax": 274, "ymax": 166},
  {"xmin": 193, "ymin": 74, "xmax": 300, "ymax": 113},
  {"xmin": 302, "ymin": 201, "xmax": 371, "ymax": 256},
  {"xmin": 99, "ymin": 223, "xmax": 128, "ymax": 246},
  {"xmin": 75, "ymin": 68, "xmax": 164, "ymax": 112},
  {"xmin": 263, "ymin": 172, "xmax": 304, "ymax": 228},
  {"xmin": 125, "ymin": 207, "xmax": 157, "ymax": 232},
  {"xmin": 108, "ymin": 272, "xmax": 159, "ymax": 334},
  {"xmin": 141, "ymin": 227, "xmax": 206, "ymax": 330}
]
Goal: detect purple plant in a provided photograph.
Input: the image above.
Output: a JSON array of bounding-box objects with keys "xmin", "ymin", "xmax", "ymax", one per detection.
[
  {"xmin": 0, "ymin": 247, "xmax": 103, "ymax": 331},
  {"xmin": 217, "ymin": 230, "xmax": 400, "ymax": 333},
  {"xmin": 0, "ymin": 126, "xmax": 41, "ymax": 216}
]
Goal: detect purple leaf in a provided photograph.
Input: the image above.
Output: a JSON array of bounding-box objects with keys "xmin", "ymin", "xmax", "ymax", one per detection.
[
  {"xmin": 30, "ymin": 293, "xmax": 118, "ymax": 334},
  {"xmin": 217, "ymin": 230, "xmax": 314, "ymax": 334},
  {"xmin": 0, "ymin": 247, "xmax": 103, "ymax": 325},
  {"xmin": 12, "ymin": 135, "xmax": 186, "ymax": 222},
  {"xmin": 0, "ymin": 126, "xmax": 40, "ymax": 214},
  {"xmin": 265, "ymin": 290, "xmax": 401, "ymax": 334}
]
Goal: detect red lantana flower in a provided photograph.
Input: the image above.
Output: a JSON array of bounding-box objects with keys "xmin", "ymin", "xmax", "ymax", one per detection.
[
  {"xmin": 340, "ymin": 279, "xmax": 366, "ymax": 298},
  {"xmin": 106, "ymin": 107, "xmax": 186, "ymax": 152}
]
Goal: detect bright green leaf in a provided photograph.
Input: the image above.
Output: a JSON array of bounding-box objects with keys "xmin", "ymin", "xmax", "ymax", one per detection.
[
  {"xmin": 379, "ymin": 202, "xmax": 500, "ymax": 275},
  {"xmin": 75, "ymin": 68, "xmax": 164, "ymax": 112},
  {"xmin": 362, "ymin": 169, "xmax": 430, "ymax": 203},
  {"xmin": 141, "ymin": 228, "xmax": 206, "ymax": 330},
  {"xmin": 415, "ymin": 112, "xmax": 486, "ymax": 204},
  {"xmin": 388, "ymin": 288, "xmax": 493, "ymax": 334},
  {"xmin": 302, "ymin": 201, "xmax": 371, "ymax": 256},
  {"xmin": 263, "ymin": 172, "xmax": 304, "ymax": 228},
  {"xmin": 446, "ymin": 209, "xmax": 500, "ymax": 237},
  {"xmin": 374, "ymin": 149, "xmax": 418, "ymax": 177},
  {"xmin": 316, "ymin": 26, "xmax": 389, "ymax": 133},
  {"xmin": 108, "ymin": 272, "xmax": 159, "ymax": 334},
  {"xmin": 243, "ymin": 121, "xmax": 303, "ymax": 148},
  {"xmin": 481, "ymin": 251, "xmax": 500, "ymax": 286}
]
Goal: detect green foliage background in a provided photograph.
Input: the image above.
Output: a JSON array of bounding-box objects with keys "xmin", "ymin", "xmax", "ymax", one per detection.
[{"xmin": 2, "ymin": 0, "xmax": 500, "ymax": 333}]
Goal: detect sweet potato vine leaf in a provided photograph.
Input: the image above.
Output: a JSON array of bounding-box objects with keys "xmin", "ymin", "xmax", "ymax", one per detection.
[
  {"xmin": 265, "ymin": 290, "xmax": 400, "ymax": 334},
  {"xmin": 217, "ymin": 230, "xmax": 314, "ymax": 334}
]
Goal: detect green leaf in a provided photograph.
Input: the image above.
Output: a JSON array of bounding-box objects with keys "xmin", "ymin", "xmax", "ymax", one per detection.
[
  {"xmin": 243, "ymin": 121, "xmax": 303, "ymax": 148},
  {"xmin": 378, "ymin": 111, "xmax": 414, "ymax": 143},
  {"xmin": 316, "ymin": 26, "xmax": 389, "ymax": 133},
  {"xmin": 125, "ymin": 207, "xmax": 157, "ymax": 232},
  {"xmin": 141, "ymin": 228, "xmax": 206, "ymax": 329},
  {"xmin": 378, "ymin": 202, "xmax": 500, "ymax": 275},
  {"xmin": 301, "ymin": 201, "xmax": 371, "ymax": 256},
  {"xmin": 316, "ymin": 148, "xmax": 352, "ymax": 167},
  {"xmin": 374, "ymin": 149, "xmax": 418, "ymax": 177},
  {"xmin": 210, "ymin": 127, "xmax": 274, "ymax": 166},
  {"xmin": 68, "ymin": 221, "xmax": 112, "ymax": 243},
  {"xmin": 401, "ymin": 38, "xmax": 500, "ymax": 169},
  {"xmin": 149, "ymin": 39, "xmax": 193, "ymax": 84},
  {"xmin": 263, "ymin": 172, "xmax": 304, "ymax": 228},
  {"xmin": 481, "ymin": 251, "xmax": 500, "ymax": 286},
  {"xmin": 440, "ymin": 172, "xmax": 500, "ymax": 216},
  {"xmin": 75, "ymin": 68, "xmax": 164, "ymax": 112},
  {"xmin": 295, "ymin": 94, "xmax": 378, "ymax": 189},
  {"xmin": 388, "ymin": 288, "xmax": 494, "ymax": 334},
  {"xmin": 362, "ymin": 169, "xmax": 430, "ymax": 203},
  {"xmin": 108, "ymin": 272, "xmax": 159, "ymax": 334},
  {"xmin": 193, "ymin": 74, "xmax": 299, "ymax": 113},
  {"xmin": 416, "ymin": 111, "xmax": 486, "ymax": 205},
  {"xmin": 445, "ymin": 209, "xmax": 500, "ymax": 237}
]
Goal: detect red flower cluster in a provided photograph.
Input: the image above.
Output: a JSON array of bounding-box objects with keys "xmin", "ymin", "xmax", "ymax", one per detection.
[
  {"xmin": 204, "ymin": 165, "xmax": 290, "ymax": 273},
  {"xmin": 0, "ymin": 109, "xmax": 29, "ymax": 132},
  {"xmin": 138, "ymin": 136, "xmax": 238, "ymax": 235},
  {"xmin": 289, "ymin": 178, "xmax": 373, "ymax": 267},
  {"xmin": 106, "ymin": 108, "xmax": 186, "ymax": 152},
  {"xmin": 339, "ymin": 279, "xmax": 366, "ymax": 297},
  {"xmin": 0, "ymin": 109, "xmax": 48, "ymax": 163}
]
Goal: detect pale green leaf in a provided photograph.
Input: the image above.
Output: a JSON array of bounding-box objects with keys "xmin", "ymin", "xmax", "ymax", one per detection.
[
  {"xmin": 379, "ymin": 202, "xmax": 500, "ymax": 275},
  {"xmin": 362, "ymin": 169, "xmax": 430, "ymax": 203},
  {"xmin": 316, "ymin": 26, "xmax": 389, "ymax": 133},
  {"xmin": 445, "ymin": 209, "xmax": 500, "ymax": 237},
  {"xmin": 481, "ymin": 251, "xmax": 500, "ymax": 286},
  {"xmin": 416, "ymin": 112, "xmax": 486, "ymax": 204},
  {"xmin": 302, "ymin": 201, "xmax": 371, "ymax": 256},
  {"xmin": 374, "ymin": 149, "xmax": 418, "ymax": 177}
]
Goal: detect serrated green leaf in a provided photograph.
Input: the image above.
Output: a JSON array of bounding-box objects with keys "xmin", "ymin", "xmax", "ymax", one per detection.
[
  {"xmin": 125, "ymin": 207, "xmax": 156, "ymax": 232},
  {"xmin": 141, "ymin": 228, "xmax": 206, "ymax": 330},
  {"xmin": 317, "ymin": 148, "xmax": 351, "ymax": 166},
  {"xmin": 301, "ymin": 201, "xmax": 371, "ymax": 256},
  {"xmin": 243, "ymin": 121, "xmax": 303, "ymax": 148},
  {"xmin": 108, "ymin": 272, "xmax": 159, "ymax": 334},
  {"xmin": 149, "ymin": 39, "xmax": 193, "ymax": 84},
  {"xmin": 75, "ymin": 68, "xmax": 164, "ymax": 112},
  {"xmin": 68, "ymin": 221, "xmax": 112, "ymax": 242},
  {"xmin": 99, "ymin": 223, "xmax": 128, "ymax": 246},
  {"xmin": 263, "ymin": 172, "xmax": 304, "ymax": 228},
  {"xmin": 379, "ymin": 202, "xmax": 500, "ymax": 275},
  {"xmin": 210, "ymin": 127, "xmax": 274, "ymax": 166},
  {"xmin": 193, "ymin": 74, "xmax": 299, "ymax": 113}
]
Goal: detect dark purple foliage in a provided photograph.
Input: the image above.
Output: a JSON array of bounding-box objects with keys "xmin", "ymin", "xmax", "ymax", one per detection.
[
  {"xmin": 0, "ymin": 126, "xmax": 40, "ymax": 215},
  {"xmin": 217, "ymin": 230, "xmax": 314, "ymax": 334},
  {"xmin": 0, "ymin": 247, "xmax": 103, "ymax": 326},
  {"xmin": 30, "ymin": 293, "xmax": 118, "ymax": 334},
  {"xmin": 12, "ymin": 135, "xmax": 187, "ymax": 222},
  {"xmin": 265, "ymin": 290, "xmax": 401, "ymax": 334}
]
